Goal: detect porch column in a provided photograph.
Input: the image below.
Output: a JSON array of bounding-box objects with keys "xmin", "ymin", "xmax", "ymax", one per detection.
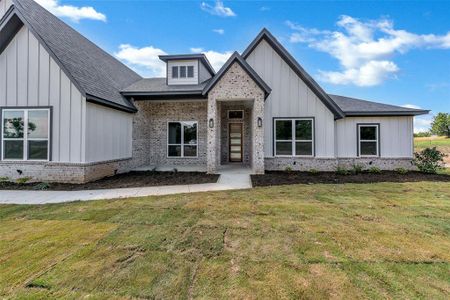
[
  {"xmin": 207, "ymin": 96, "xmax": 219, "ymax": 173},
  {"xmin": 252, "ymin": 95, "xmax": 265, "ymax": 174}
]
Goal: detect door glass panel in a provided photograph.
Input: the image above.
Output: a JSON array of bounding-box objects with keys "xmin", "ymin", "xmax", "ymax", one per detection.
[
  {"xmin": 230, "ymin": 153, "xmax": 241, "ymax": 159},
  {"xmin": 230, "ymin": 146, "xmax": 241, "ymax": 152},
  {"xmin": 229, "ymin": 123, "xmax": 242, "ymax": 162}
]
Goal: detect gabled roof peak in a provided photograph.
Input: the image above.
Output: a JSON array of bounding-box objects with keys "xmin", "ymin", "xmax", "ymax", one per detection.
[
  {"xmin": 202, "ymin": 51, "xmax": 271, "ymax": 98},
  {"xmin": 242, "ymin": 28, "xmax": 345, "ymax": 119}
]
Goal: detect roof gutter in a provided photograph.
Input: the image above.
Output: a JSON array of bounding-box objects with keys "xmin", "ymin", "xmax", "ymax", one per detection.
[
  {"xmin": 344, "ymin": 110, "xmax": 430, "ymax": 117},
  {"xmin": 86, "ymin": 94, "xmax": 138, "ymax": 113}
]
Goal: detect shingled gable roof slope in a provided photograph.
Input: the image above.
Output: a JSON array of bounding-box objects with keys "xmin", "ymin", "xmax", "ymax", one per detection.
[
  {"xmin": 202, "ymin": 51, "xmax": 272, "ymax": 98},
  {"xmin": 5, "ymin": 0, "xmax": 142, "ymax": 113},
  {"xmin": 242, "ymin": 28, "xmax": 345, "ymax": 119}
]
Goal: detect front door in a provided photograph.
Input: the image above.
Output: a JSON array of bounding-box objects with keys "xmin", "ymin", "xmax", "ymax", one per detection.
[{"xmin": 229, "ymin": 123, "xmax": 243, "ymax": 162}]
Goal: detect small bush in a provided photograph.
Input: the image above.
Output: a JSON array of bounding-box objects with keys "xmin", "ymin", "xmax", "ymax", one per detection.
[
  {"xmin": 284, "ymin": 166, "xmax": 293, "ymax": 172},
  {"xmin": 395, "ymin": 167, "xmax": 408, "ymax": 175},
  {"xmin": 33, "ymin": 182, "xmax": 51, "ymax": 190},
  {"xmin": 368, "ymin": 166, "xmax": 382, "ymax": 174},
  {"xmin": 0, "ymin": 176, "xmax": 9, "ymax": 182},
  {"xmin": 336, "ymin": 166, "xmax": 350, "ymax": 175},
  {"xmin": 308, "ymin": 168, "xmax": 319, "ymax": 174},
  {"xmin": 413, "ymin": 147, "xmax": 447, "ymax": 174},
  {"xmin": 16, "ymin": 177, "xmax": 32, "ymax": 185},
  {"xmin": 351, "ymin": 164, "xmax": 364, "ymax": 174}
]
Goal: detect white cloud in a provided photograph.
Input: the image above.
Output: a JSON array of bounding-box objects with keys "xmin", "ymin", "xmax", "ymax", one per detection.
[
  {"xmin": 36, "ymin": 0, "xmax": 106, "ymax": 22},
  {"xmin": 286, "ymin": 16, "xmax": 450, "ymax": 86},
  {"xmin": 414, "ymin": 114, "xmax": 433, "ymax": 133},
  {"xmin": 260, "ymin": 6, "xmax": 270, "ymax": 12},
  {"xmin": 213, "ymin": 28, "xmax": 225, "ymax": 35},
  {"xmin": 114, "ymin": 44, "xmax": 167, "ymax": 77},
  {"xmin": 402, "ymin": 104, "xmax": 422, "ymax": 110},
  {"xmin": 201, "ymin": 1, "xmax": 236, "ymax": 17},
  {"xmin": 190, "ymin": 48, "xmax": 232, "ymax": 71}
]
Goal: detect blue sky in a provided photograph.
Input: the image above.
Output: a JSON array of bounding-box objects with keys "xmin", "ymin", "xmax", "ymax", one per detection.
[{"xmin": 37, "ymin": 0, "xmax": 450, "ymax": 132}]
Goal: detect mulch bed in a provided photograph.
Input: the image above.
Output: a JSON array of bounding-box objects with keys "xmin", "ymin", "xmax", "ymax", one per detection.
[
  {"xmin": 251, "ymin": 171, "xmax": 450, "ymax": 187},
  {"xmin": 0, "ymin": 171, "xmax": 220, "ymax": 191}
]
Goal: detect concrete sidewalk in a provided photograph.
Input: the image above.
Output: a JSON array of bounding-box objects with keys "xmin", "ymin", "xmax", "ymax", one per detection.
[{"xmin": 0, "ymin": 166, "xmax": 253, "ymax": 205}]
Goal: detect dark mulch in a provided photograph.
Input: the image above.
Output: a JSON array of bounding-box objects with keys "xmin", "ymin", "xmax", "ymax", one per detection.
[
  {"xmin": 251, "ymin": 171, "xmax": 450, "ymax": 187},
  {"xmin": 0, "ymin": 171, "xmax": 220, "ymax": 191}
]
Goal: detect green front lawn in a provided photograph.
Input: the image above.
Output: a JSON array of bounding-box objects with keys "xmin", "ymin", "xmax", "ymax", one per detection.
[{"xmin": 1, "ymin": 182, "xmax": 449, "ymax": 298}]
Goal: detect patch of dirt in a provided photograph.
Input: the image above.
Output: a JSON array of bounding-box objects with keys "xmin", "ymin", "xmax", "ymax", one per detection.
[
  {"xmin": 0, "ymin": 171, "xmax": 219, "ymax": 191},
  {"xmin": 251, "ymin": 171, "xmax": 450, "ymax": 187}
]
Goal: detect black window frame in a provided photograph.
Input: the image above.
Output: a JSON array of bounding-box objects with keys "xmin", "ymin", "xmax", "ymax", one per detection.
[
  {"xmin": 1, "ymin": 106, "xmax": 53, "ymax": 161},
  {"xmin": 273, "ymin": 117, "xmax": 315, "ymax": 157},
  {"xmin": 357, "ymin": 123, "xmax": 380, "ymax": 157}
]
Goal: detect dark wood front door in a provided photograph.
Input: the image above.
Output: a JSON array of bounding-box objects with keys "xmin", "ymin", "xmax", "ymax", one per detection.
[{"xmin": 229, "ymin": 123, "xmax": 243, "ymax": 162}]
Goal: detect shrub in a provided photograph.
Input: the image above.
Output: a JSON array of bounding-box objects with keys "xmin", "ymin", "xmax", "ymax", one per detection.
[
  {"xmin": 284, "ymin": 166, "xmax": 293, "ymax": 172},
  {"xmin": 368, "ymin": 166, "xmax": 382, "ymax": 174},
  {"xmin": 413, "ymin": 147, "xmax": 447, "ymax": 174},
  {"xmin": 33, "ymin": 182, "xmax": 51, "ymax": 190},
  {"xmin": 16, "ymin": 177, "xmax": 32, "ymax": 185},
  {"xmin": 0, "ymin": 176, "xmax": 9, "ymax": 182},
  {"xmin": 395, "ymin": 167, "xmax": 408, "ymax": 175},
  {"xmin": 308, "ymin": 168, "xmax": 319, "ymax": 174},
  {"xmin": 351, "ymin": 164, "xmax": 364, "ymax": 174},
  {"xmin": 336, "ymin": 166, "xmax": 350, "ymax": 175}
]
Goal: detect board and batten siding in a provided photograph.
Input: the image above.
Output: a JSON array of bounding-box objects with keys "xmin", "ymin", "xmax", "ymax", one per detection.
[
  {"xmin": 85, "ymin": 102, "xmax": 132, "ymax": 162},
  {"xmin": 336, "ymin": 116, "xmax": 414, "ymax": 158},
  {"xmin": 0, "ymin": 0, "xmax": 13, "ymax": 20},
  {"xmin": 245, "ymin": 39, "xmax": 336, "ymax": 158},
  {"xmin": 0, "ymin": 26, "xmax": 86, "ymax": 163},
  {"xmin": 167, "ymin": 60, "xmax": 198, "ymax": 85}
]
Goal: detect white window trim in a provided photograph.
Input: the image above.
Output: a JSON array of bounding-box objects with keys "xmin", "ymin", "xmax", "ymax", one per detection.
[
  {"xmin": 167, "ymin": 121, "xmax": 198, "ymax": 158},
  {"xmin": 228, "ymin": 110, "xmax": 244, "ymax": 120},
  {"xmin": 357, "ymin": 124, "xmax": 380, "ymax": 157},
  {"xmin": 274, "ymin": 118, "xmax": 314, "ymax": 157},
  {"xmin": 1, "ymin": 108, "xmax": 51, "ymax": 161}
]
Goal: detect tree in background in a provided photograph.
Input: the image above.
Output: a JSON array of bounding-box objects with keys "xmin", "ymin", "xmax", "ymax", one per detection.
[{"xmin": 430, "ymin": 113, "xmax": 450, "ymax": 137}]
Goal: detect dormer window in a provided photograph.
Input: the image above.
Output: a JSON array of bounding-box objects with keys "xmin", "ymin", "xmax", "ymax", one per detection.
[{"xmin": 171, "ymin": 65, "xmax": 195, "ymax": 79}]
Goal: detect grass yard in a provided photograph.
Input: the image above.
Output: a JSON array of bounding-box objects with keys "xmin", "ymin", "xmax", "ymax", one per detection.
[
  {"xmin": 0, "ymin": 182, "xmax": 449, "ymax": 299},
  {"xmin": 415, "ymin": 136, "xmax": 450, "ymax": 165}
]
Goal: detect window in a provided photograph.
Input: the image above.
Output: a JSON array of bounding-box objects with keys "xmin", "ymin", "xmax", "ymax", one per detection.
[
  {"xmin": 274, "ymin": 118, "xmax": 314, "ymax": 157},
  {"xmin": 168, "ymin": 121, "xmax": 198, "ymax": 157},
  {"xmin": 172, "ymin": 65, "xmax": 195, "ymax": 79},
  {"xmin": 2, "ymin": 108, "xmax": 51, "ymax": 161},
  {"xmin": 172, "ymin": 66, "xmax": 179, "ymax": 78},
  {"xmin": 187, "ymin": 66, "xmax": 194, "ymax": 78},
  {"xmin": 179, "ymin": 66, "xmax": 187, "ymax": 78},
  {"xmin": 228, "ymin": 110, "xmax": 244, "ymax": 120},
  {"xmin": 358, "ymin": 124, "xmax": 379, "ymax": 157}
]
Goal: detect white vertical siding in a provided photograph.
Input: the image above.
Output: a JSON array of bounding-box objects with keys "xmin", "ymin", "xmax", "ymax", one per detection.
[
  {"xmin": 167, "ymin": 60, "xmax": 198, "ymax": 85},
  {"xmin": 0, "ymin": 26, "xmax": 85, "ymax": 163},
  {"xmin": 336, "ymin": 116, "xmax": 414, "ymax": 158},
  {"xmin": 85, "ymin": 102, "xmax": 132, "ymax": 163},
  {"xmin": 245, "ymin": 39, "xmax": 336, "ymax": 158},
  {"xmin": 0, "ymin": 0, "xmax": 13, "ymax": 20}
]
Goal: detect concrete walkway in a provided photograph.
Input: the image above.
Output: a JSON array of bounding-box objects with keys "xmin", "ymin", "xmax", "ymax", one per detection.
[{"xmin": 0, "ymin": 165, "xmax": 252, "ymax": 205}]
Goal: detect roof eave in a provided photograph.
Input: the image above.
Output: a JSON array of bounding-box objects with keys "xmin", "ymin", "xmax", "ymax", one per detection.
[
  {"xmin": 344, "ymin": 110, "xmax": 430, "ymax": 117},
  {"xmin": 86, "ymin": 94, "xmax": 138, "ymax": 113}
]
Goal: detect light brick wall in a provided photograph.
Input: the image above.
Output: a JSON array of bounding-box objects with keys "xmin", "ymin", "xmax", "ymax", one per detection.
[
  {"xmin": 0, "ymin": 158, "xmax": 131, "ymax": 183},
  {"xmin": 130, "ymin": 100, "xmax": 208, "ymax": 169},
  {"xmin": 207, "ymin": 62, "xmax": 265, "ymax": 174},
  {"xmin": 265, "ymin": 157, "xmax": 416, "ymax": 171}
]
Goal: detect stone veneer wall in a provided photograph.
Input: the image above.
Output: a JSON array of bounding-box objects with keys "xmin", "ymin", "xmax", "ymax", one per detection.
[
  {"xmin": 0, "ymin": 158, "xmax": 131, "ymax": 184},
  {"xmin": 220, "ymin": 103, "xmax": 252, "ymax": 165},
  {"xmin": 130, "ymin": 100, "xmax": 208, "ymax": 169},
  {"xmin": 207, "ymin": 62, "xmax": 265, "ymax": 174},
  {"xmin": 265, "ymin": 157, "xmax": 416, "ymax": 171}
]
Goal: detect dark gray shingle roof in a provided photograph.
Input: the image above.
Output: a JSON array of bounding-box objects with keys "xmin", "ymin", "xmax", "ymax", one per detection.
[
  {"xmin": 13, "ymin": 0, "xmax": 141, "ymax": 112},
  {"xmin": 329, "ymin": 94, "xmax": 429, "ymax": 116},
  {"xmin": 122, "ymin": 78, "xmax": 210, "ymax": 95}
]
